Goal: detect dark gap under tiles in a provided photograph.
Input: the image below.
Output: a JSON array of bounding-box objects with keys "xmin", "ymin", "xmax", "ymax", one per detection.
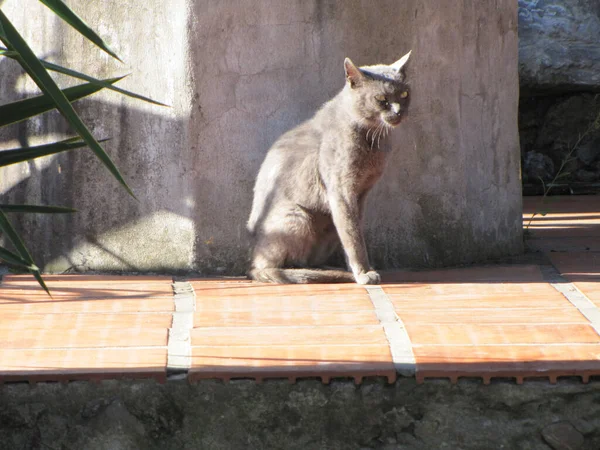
[
  {"xmin": 520, "ymin": 376, "xmax": 550, "ymax": 383},
  {"xmin": 0, "ymin": 380, "xmax": 32, "ymax": 386},
  {"xmin": 487, "ymin": 377, "xmax": 520, "ymax": 385},
  {"xmin": 454, "ymin": 377, "xmax": 485, "ymax": 385},
  {"xmin": 555, "ymin": 375, "xmax": 588, "ymax": 384},
  {"xmin": 416, "ymin": 377, "xmax": 454, "ymax": 385}
]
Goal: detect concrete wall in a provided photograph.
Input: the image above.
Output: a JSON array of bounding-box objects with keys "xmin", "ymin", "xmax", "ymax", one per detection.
[{"xmin": 0, "ymin": 0, "xmax": 522, "ymax": 274}]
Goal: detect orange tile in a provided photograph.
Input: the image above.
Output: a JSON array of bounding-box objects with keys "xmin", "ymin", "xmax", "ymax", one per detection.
[
  {"xmin": 569, "ymin": 284, "xmax": 600, "ymax": 309},
  {"xmin": 523, "ymin": 196, "xmax": 600, "ymax": 241},
  {"xmin": 0, "ymin": 296, "xmax": 174, "ymax": 313},
  {"xmin": 525, "ymin": 225, "xmax": 600, "ymax": 239},
  {"xmin": 194, "ymin": 310, "xmax": 379, "ymax": 327},
  {"xmin": 382, "ymin": 280, "xmax": 560, "ymax": 299},
  {"xmin": 522, "ymin": 195, "xmax": 600, "ymax": 215},
  {"xmin": 382, "ymin": 265, "xmax": 544, "ymax": 283},
  {"xmin": 549, "ymin": 252, "xmax": 600, "ymax": 282},
  {"xmin": 414, "ymin": 344, "xmax": 600, "ymax": 371},
  {"xmin": 187, "ymin": 277, "xmax": 250, "ymax": 284},
  {"xmin": 392, "ymin": 296, "xmax": 571, "ymax": 309},
  {"xmin": 192, "ymin": 282, "xmax": 366, "ymax": 298},
  {"xmin": 0, "ymin": 348, "xmax": 167, "ymax": 381},
  {"xmin": 189, "ymin": 345, "xmax": 394, "ymax": 382},
  {"xmin": 406, "ymin": 324, "xmax": 600, "ymax": 346},
  {"xmin": 548, "ymin": 252, "xmax": 600, "ymax": 308},
  {"xmin": 386, "ymin": 287, "xmax": 573, "ymax": 310},
  {"xmin": 0, "ymin": 328, "xmax": 168, "ymax": 349},
  {"xmin": 398, "ymin": 308, "xmax": 587, "ymax": 324},
  {"xmin": 2, "ymin": 274, "xmax": 173, "ymax": 284},
  {"xmin": 195, "ymin": 294, "xmax": 373, "ymax": 312},
  {"xmin": 0, "ymin": 313, "xmax": 172, "ymax": 330},
  {"xmin": 191, "ymin": 326, "xmax": 387, "ymax": 346},
  {"xmin": 0, "ymin": 284, "xmax": 173, "ymax": 298},
  {"xmin": 526, "ymin": 237, "xmax": 600, "ymax": 252}
]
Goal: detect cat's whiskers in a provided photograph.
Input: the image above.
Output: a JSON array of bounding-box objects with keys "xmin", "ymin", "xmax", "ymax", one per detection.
[
  {"xmin": 366, "ymin": 126, "xmax": 374, "ymax": 143},
  {"xmin": 369, "ymin": 124, "xmax": 377, "ymax": 150},
  {"xmin": 371, "ymin": 122, "xmax": 383, "ymax": 151},
  {"xmin": 377, "ymin": 123, "xmax": 384, "ymax": 149}
]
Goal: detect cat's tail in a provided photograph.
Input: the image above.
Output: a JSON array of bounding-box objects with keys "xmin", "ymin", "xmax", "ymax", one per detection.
[{"xmin": 249, "ymin": 268, "xmax": 355, "ymax": 284}]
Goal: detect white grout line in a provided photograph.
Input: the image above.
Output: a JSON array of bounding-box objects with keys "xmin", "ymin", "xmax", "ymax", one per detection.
[
  {"xmin": 365, "ymin": 285, "xmax": 416, "ymax": 376},
  {"xmin": 541, "ymin": 265, "xmax": 600, "ymax": 336},
  {"xmin": 167, "ymin": 281, "xmax": 195, "ymax": 374}
]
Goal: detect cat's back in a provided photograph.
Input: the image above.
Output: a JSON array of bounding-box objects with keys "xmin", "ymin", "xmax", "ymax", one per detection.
[
  {"xmin": 266, "ymin": 95, "xmax": 340, "ymax": 156},
  {"xmin": 270, "ymin": 116, "xmax": 323, "ymax": 157},
  {"xmin": 247, "ymin": 116, "xmax": 327, "ymax": 234},
  {"xmin": 254, "ymin": 113, "xmax": 327, "ymax": 190}
]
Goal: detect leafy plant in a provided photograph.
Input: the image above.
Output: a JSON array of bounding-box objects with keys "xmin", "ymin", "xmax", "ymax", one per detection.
[
  {"xmin": 0, "ymin": 1, "xmax": 166, "ymax": 293},
  {"xmin": 524, "ymin": 109, "xmax": 600, "ymax": 232}
]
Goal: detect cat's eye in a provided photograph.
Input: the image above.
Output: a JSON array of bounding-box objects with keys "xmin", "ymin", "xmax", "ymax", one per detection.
[
  {"xmin": 400, "ymin": 91, "xmax": 409, "ymax": 99},
  {"xmin": 374, "ymin": 94, "xmax": 388, "ymax": 105}
]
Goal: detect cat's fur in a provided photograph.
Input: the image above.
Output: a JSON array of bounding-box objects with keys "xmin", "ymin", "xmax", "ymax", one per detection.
[{"xmin": 247, "ymin": 51, "xmax": 412, "ymax": 284}]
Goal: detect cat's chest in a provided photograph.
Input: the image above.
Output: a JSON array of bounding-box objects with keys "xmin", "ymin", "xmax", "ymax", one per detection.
[
  {"xmin": 353, "ymin": 150, "xmax": 387, "ymax": 190},
  {"xmin": 321, "ymin": 144, "xmax": 386, "ymax": 191}
]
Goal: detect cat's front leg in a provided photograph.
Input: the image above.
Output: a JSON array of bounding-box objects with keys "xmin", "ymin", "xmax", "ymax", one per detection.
[
  {"xmin": 355, "ymin": 270, "xmax": 381, "ymax": 285},
  {"xmin": 328, "ymin": 194, "xmax": 380, "ymax": 285}
]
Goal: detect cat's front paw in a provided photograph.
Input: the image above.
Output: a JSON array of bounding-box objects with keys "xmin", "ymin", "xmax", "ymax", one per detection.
[{"xmin": 356, "ymin": 270, "xmax": 381, "ymax": 285}]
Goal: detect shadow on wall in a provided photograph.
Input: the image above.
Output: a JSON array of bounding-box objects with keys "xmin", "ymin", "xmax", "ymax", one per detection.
[
  {"xmin": 0, "ymin": 18, "xmax": 328, "ymax": 276},
  {"xmin": 0, "ymin": 53, "xmax": 207, "ymax": 274}
]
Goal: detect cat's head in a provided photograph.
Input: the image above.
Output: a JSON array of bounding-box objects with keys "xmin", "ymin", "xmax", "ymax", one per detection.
[{"xmin": 343, "ymin": 51, "xmax": 411, "ymax": 128}]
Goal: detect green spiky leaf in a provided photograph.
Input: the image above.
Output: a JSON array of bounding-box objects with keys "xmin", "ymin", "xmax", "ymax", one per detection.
[
  {"xmin": 0, "ymin": 11, "xmax": 135, "ymax": 198},
  {"xmin": 0, "ymin": 245, "xmax": 39, "ymax": 270},
  {"xmin": 37, "ymin": 0, "xmax": 122, "ymax": 62},
  {"xmin": 0, "ymin": 209, "xmax": 49, "ymax": 294},
  {"xmin": 0, "ymin": 47, "xmax": 168, "ymax": 107},
  {"xmin": 0, "ymin": 78, "xmax": 121, "ymax": 127},
  {"xmin": 0, "ymin": 137, "xmax": 109, "ymax": 167},
  {"xmin": 0, "ymin": 204, "xmax": 77, "ymax": 214}
]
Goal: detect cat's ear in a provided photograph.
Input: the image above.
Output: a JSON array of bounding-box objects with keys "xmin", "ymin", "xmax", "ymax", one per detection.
[
  {"xmin": 391, "ymin": 50, "xmax": 412, "ymax": 73},
  {"xmin": 344, "ymin": 58, "xmax": 365, "ymax": 88}
]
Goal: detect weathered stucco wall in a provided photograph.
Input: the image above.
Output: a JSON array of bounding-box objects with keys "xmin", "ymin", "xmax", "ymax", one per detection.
[{"xmin": 0, "ymin": 0, "xmax": 522, "ymax": 274}]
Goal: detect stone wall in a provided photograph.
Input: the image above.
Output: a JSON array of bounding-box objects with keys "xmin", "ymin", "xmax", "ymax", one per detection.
[
  {"xmin": 519, "ymin": 0, "xmax": 600, "ymax": 192},
  {"xmin": 519, "ymin": 0, "xmax": 600, "ymax": 93},
  {"xmin": 1, "ymin": 378, "xmax": 599, "ymax": 450},
  {"xmin": 0, "ymin": 0, "xmax": 522, "ymax": 274}
]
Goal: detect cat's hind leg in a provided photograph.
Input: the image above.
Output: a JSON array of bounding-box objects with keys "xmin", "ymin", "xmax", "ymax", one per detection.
[{"xmin": 249, "ymin": 207, "xmax": 354, "ymax": 284}]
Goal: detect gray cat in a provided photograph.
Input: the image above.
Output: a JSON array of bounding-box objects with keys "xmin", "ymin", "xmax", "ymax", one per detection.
[{"xmin": 247, "ymin": 51, "xmax": 412, "ymax": 284}]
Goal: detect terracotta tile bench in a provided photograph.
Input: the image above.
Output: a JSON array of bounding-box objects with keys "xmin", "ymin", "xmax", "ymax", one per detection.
[{"xmin": 1, "ymin": 196, "xmax": 599, "ymax": 385}]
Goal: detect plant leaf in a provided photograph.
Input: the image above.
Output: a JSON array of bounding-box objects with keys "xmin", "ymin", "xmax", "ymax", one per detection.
[
  {"xmin": 37, "ymin": 0, "xmax": 122, "ymax": 62},
  {"xmin": 42, "ymin": 60, "xmax": 167, "ymax": 106},
  {"xmin": 0, "ymin": 47, "xmax": 168, "ymax": 107},
  {"xmin": 0, "ymin": 209, "xmax": 35, "ymax": 264},
  {"xmin": 0, "ymin": 48, "xmax": 17, "ymax": 57},
  {"xmin": 30, "ymin": 270, "xmax": 51, "ymax": 295},
  {"xmin": 0, "ymin": 245, "xmax": 39, "ymax": 270},
  {"xmin": 0, "ymin": 204, "xmax": 77, "ymax": 214},
  {"xmin": 0, "ymin": 137, "xmax": 109, "ymax": 167},
  {"xmin": 0, "ymin": 209, "xmax": 49, "ymax": 294},
  {"xmin": 0, "ymin": 11, "xmax": 135, "ymax": 199},
  {"xmin": 0, "ymin": 78, "xmax": 122, "ymax": 127}
]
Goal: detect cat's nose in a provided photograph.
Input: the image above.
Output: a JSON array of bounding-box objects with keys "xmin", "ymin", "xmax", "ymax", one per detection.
[{"xmin": 391, "ymin": 103, "xmax": 401, "ymax": 114}]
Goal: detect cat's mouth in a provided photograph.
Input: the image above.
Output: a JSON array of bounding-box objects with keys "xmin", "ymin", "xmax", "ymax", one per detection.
[{"xmin": 385, "ymin": 117, "xmax": 403, "ymax": 127}]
